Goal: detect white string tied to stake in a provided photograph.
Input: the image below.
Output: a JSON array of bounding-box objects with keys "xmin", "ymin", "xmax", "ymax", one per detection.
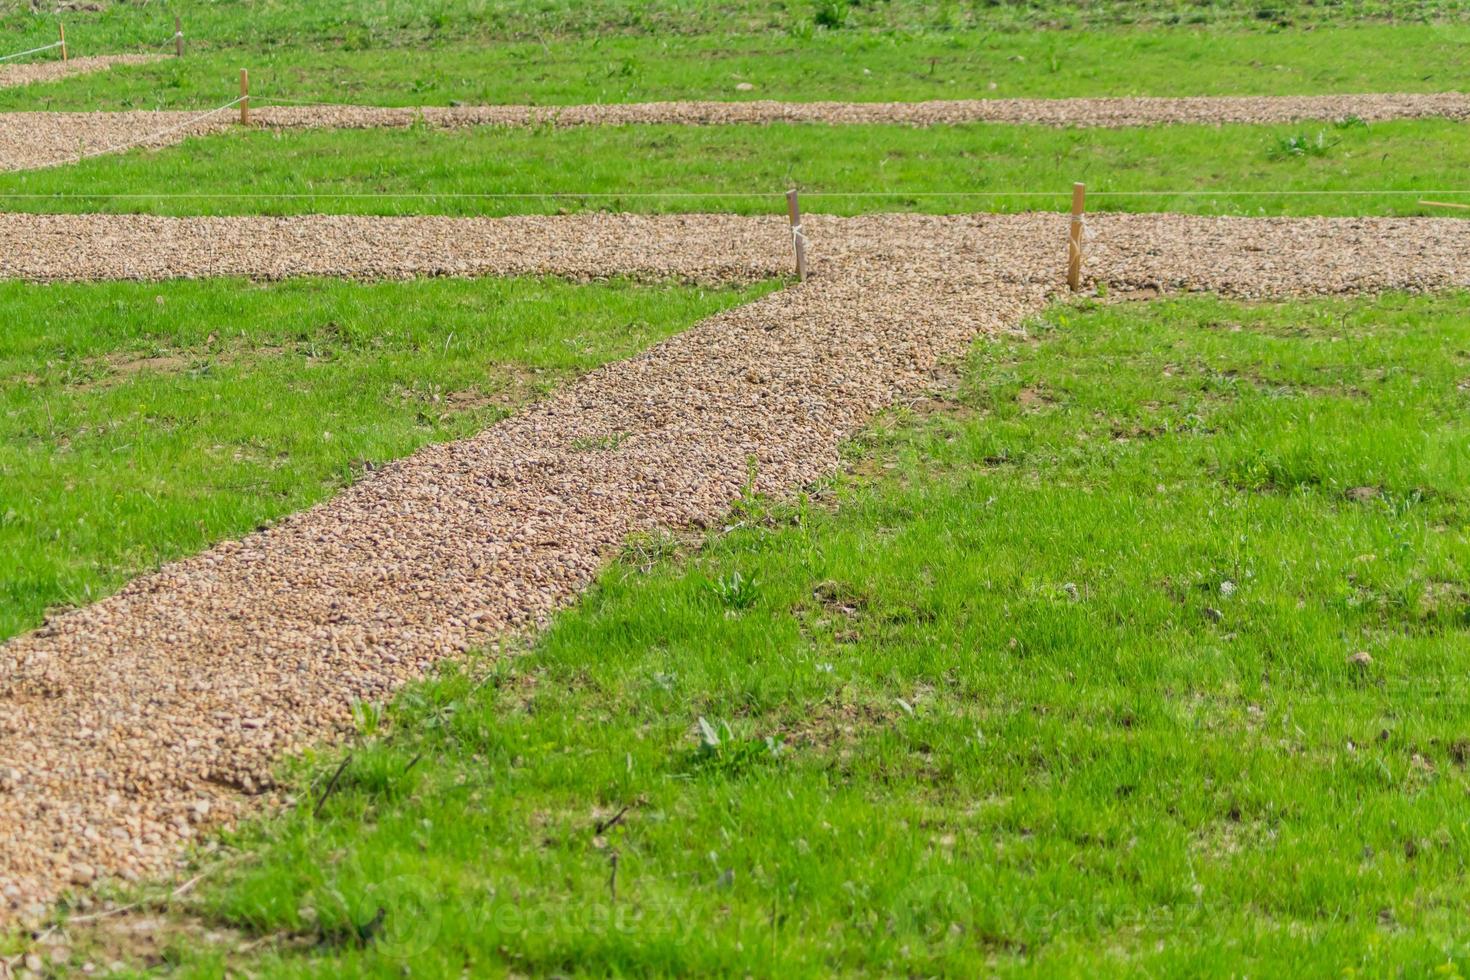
[
  {"xmin": 0, "ymin": 40, "xmax": 64, "ymax": 63},
  {"xmin": 52, "ymin": 96, "xmax": 246, "ymax": 168}
]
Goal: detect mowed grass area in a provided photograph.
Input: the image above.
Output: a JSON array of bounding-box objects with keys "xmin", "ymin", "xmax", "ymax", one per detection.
[
  {"xmin": 2, "ymin": 0, "xmax": 1464, "ymax": 49},
  {"xmin": 2, "ymin": 23, "xmax": 1468, "ymax": 111},
  {"xmin": 3, "ymin": 116, "xmax": 1469, "ymax": 217},
  {"xmin": 66, "ymin": 291, "xmax": 1470, "ymax": 976},
  {"xmin": 0, "ymin": 275, "xmax": 772, "ymax": 643}
]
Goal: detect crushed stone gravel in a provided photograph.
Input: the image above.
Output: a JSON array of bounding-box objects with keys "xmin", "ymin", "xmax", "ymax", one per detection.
[
  {"xmin": 3, "ymin": 210, "xmax": 1470, "ymax": 922},
  {"xmin": 0, "ymin": 212, "xmax": 786, "ymax": 284},
  {"xmin": 2, "ymin": 91, "xmax": 1469, "ymax": 171},
  {"xmin": 251, "ymin": 93, "xmax": 1470, "ymax": 129},
  {"xmin": 0, "ymin": 54, "xmax": 160, "ymax": 91}
]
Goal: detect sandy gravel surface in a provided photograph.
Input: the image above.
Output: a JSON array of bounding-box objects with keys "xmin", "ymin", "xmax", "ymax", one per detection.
[
  {"xmin": 0, "ymin": 212, "xmax": 788, "ymax": 284},
  {"xmin": 2, "ymin": 91, "xmax": 1468, "ymax": 171},
  {"xmin": 0, "ymin": 54, "xmax": 160, "ymax": 91},
  {"xmin": 3, "ymin": 210, "xmax": 1470, "ymax": 921},
  {"xmin": 0, "ymin": 108, "xmax": 227, "ymax": 173},
  {"xmin": 253, "ymin": 92, "xmax": 1470, "ymax": 130},
  {"xmin": 0, "ymin": 209, "xmax": 1461, "ymax": 295}
]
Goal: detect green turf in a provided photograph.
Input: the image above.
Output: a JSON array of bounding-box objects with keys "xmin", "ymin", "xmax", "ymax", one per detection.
[
  {"xmin": 0, "ymin": 275, "xmax": 773, "ymax": 643},
  {"xmin": 2, "ymin": 116, "xmax": 1467, "ymax": 218},
  {"xmin": 2, "ymin": 4, "xmax": 1468, "ymax": 974},
  {"xmin": 0, "ymin": 0, "xmax": 1464, "ymax": 53},
  {"xmin": 1, "ymin": 22, "xmax": 1468, "ymax": 111},
  {"xmin": 58, "ymin": 290, "xmax": 1470, "ymax": 976}
]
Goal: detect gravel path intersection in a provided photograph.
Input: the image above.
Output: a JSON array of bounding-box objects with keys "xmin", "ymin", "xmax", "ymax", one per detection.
[{"xmin": 2, "ymin": 210, "xmax": 1470, "ymax": 921}]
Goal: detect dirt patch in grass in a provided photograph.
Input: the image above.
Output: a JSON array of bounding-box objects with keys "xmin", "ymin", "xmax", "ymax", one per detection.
[
  {"xmin": 1016, "ymin": 385, "xmax": 1055, "ymax": 410},
  {"xmin": 104, "ymin": 351, "xmax": 189, "ymax": 376},
  {"xmin": 46, "ymin": 904, "xmax": 319, "ymax": 975},
  {"xmin": 776, "ymin": 698, "xmax": 903, "ymax": 752}
]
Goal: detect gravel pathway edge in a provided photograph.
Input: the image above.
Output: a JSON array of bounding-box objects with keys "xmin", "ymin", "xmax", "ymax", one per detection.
[{"xmin": 0, "ymin": 54, "xmax": 161, "ymax": 92}]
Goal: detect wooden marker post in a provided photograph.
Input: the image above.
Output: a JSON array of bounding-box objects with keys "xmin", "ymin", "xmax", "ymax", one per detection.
[
  {"xmin": 786, "ymin": 188, "xmax": 808, "ymax": 282},
  {"xmin": 175, "ymin": 15, "xmax": 184, "ymax": 58},
  {"xmin": 1067, "ymin": 182, "xmax": 1086, "ymax": 292},
  {"xmin": 58, "ymin": 22, "xmax": 67, "ymax": 62},
  {"xmin": 239, "ymin": 69, "xmax": 250, "ymax": 125}
]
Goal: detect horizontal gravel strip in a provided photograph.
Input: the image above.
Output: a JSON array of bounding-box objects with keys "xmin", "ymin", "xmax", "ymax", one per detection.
[
  {"xmin": 252, "ymin": 93, "xmax": 1470, "ymax": 130},
  {"xmin": 2, "ymin": 210, "xmax": 1462, "ymax": 294},
  {"xmin": 0, "ymin": 54, "xmax": 160, "ymax": 91},
  {"xmin": 3, "ymin": 91, "xmax": 1469, "ymax": 171},
  {"xmin": 0, "ymin": 212, "xmax": 789, "ymax": 284},
  {"xmin": 3, "ymin": 211, "xmax": 1470, "ymax": 921}
]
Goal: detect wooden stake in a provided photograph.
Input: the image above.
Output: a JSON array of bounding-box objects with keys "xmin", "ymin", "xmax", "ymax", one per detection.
[
  {"xmin": 58, "ymin": 22, "xmax": 66, "ymax": 62},
  {"xmin": 1067, "ymin": 182, "xmax": 1085, "ymax": 292},
  {"xmin": 786, "ymin": 188, "xmax": 807, "ymax": 282},
  {"xmin": 239, "ymin": 68, "xmax": 250, "ymax": 125},
  {"xmin": 175, "ymin": 15, "xmax": 184, "ymax": 58}
]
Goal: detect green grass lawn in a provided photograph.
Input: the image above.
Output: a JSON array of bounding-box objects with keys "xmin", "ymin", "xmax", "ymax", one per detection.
[
  {"xmin": 56, "ymin": 290, "xmax": 1470, "ymax": 976},
  {"xmin": 3, "ymin": 116, "xmax": 1467, "ymax": 217},
  {"xmin": 0, "ymin": 0, "xmax": 1463, "ymax": 53},
  {"xmin": 0, "ymin": 275, "xmax": 771, "ymax": 643},
  {"xmin": 2, "ymin": 23, "xmax": 1468, "ymax": 111}
]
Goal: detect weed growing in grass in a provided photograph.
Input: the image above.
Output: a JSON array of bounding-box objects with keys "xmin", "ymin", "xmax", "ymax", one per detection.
[
  {"xmin": 617, "ymin": 529, "xmax": 684, "ymax": 575},
  {"xmin": 812, "ymin": 0, "xmax": 851, "ymax": 29},
  {"xmin": 350, "ymin": 700, "xmax": 385, "ymax": 740},
  {"xmin": 728, "ymin": 456, "xmax": 776, "ymax": 526},
  {"xmin": 691, "ymin": 716, "xmax": 785, "ymax": 775},
  {"xmin": 708, "ymin": 569, "xmax": 760, "ymax": 610},
  {"xmin": 1267, "ymin": 129, "xmax": 1339, "ymax": 159}
]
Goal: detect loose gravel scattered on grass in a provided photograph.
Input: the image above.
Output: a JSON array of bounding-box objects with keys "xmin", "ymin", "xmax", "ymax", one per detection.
[
  {"xmin": 2, "ymin": 91, "xmax": 1469, "ymax": 171},
  {"xmin": 0, "ymin": 54, "xmax": 160, "ymax": 92},
  {"xmin": 3, "ymin": 210, "xmax": 1470, "ymax": 920}
]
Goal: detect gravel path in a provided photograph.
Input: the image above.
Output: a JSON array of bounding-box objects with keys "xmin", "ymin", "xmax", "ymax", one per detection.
[
  {"xmin": 0, "ymin": 212, "xmax": 786, "ymax": 284},
  {"xmin": 254, "ymin": 93, "xmax": 1470, "ymax": 129},
  {"xmin": 2, "ymin": 91, "xmax": 1468, "ymax": 171},
  {"xmin": 0, "ymin": 54, "xmax": 160, "ymax": 91},
  {"xmin": 3, "ymin": 210, "xmax": 1470, "ymax": 920}
]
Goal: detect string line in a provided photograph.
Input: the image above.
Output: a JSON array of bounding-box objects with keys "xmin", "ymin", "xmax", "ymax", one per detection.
[
  {"xmin": 0, "ymin": 189, "xmax": 1463, "ymax": 200},
  {"xmin": 0, "ymin": 40, "xmax": 63, "ymax": 63},
  {"xmin": 49, "ymin": 96, "xmax": 245, "ymax": 168}
]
